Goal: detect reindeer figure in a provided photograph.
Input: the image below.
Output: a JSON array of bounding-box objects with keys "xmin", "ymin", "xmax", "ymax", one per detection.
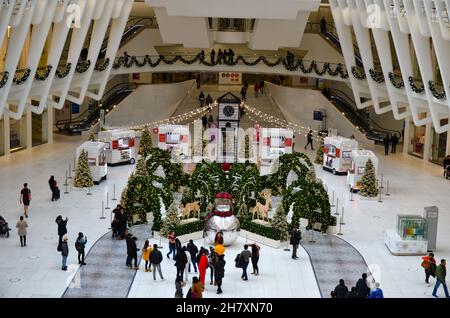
[
  {"xmin": 179, "ymin": 201, "xmax": 201, "ymax": 219},
  {"xmin": 251, "ymin": 190, "xmax": 272, "ymax": 221}
]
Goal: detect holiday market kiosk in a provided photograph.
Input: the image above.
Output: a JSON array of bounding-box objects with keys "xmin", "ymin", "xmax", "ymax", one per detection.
[
  {"xmin": 323, "ymin": 136, "xmax": 358, "ymax": 175},
  {"xmin": 347, "ymin": 150, "xmax": 379, "ymax": 192},
  {"xmin": 260, "ymin": 128, "xmax": 294, "ymax": 164},
  {"xmin": 98, "ymin": 129, "xmax": 136, "ymax": 165},
  {"xmin": 157, "ymin": 125, "xmax": 190, "ymax": 160},
  {"xmin": 76, "ymin": 141, "xmax": 108, "ymax": 184}
]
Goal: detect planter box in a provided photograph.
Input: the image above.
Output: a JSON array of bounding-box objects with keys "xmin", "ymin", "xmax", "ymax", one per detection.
[
  {"xmin": 240, "ymin": 229, "xmax": 282, "ymax": 249},
  {"xmin": 153, "ymin": 230, "xmax": 204, "ymax": 244}
]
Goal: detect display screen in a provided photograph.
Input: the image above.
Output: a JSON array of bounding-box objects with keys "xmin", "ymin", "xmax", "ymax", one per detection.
[
  {"xmin": 313, "ymin": 111, "xmax": 323, "ymax": 121},
  {"xmin": 166, "ymin": 132, "xmax": 180, "ymax": 144},
  {"xmin": 342, "ymin": 151, "xmax": 352, "ymax": 159}
]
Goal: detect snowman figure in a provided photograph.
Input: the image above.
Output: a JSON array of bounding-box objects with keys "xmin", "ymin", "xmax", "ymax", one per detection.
[{"xmin": 204, "ymin": 192, "xmax": 240, "ymax": 246}]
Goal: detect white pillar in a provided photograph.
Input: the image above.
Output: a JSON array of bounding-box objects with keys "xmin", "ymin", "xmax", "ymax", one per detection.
[
  {"xmin": 424, "ymin": 119, "xmax": 433, "ymax": 162},
  {"xmin": 403, "ymin": 117, "xmax": 410, "ymax": 155},
  {"xmin": 25, "ymin": 107, "xmax": 32, "ymax": 149}
]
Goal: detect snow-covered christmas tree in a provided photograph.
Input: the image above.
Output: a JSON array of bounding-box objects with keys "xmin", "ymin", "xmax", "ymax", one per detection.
[
  {"xmin": 138, "ymin": 127, "xmax": 153, "ymax": 157},
  {"xmin": 271, "ymin": 205, "xmax": 289, "ymax": 241},
  {"xmin": 160, "ymin": 202, "xmax": 181, "ymax": 236},
  {"xmin": 360, "ymin": 158, "xmax": 378, "ymax": 197},
  {"xmin": 74, "ymin": 149, "xmax": 94, "ymax": 188}
]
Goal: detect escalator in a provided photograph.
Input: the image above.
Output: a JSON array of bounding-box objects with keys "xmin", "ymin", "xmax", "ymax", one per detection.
[
  {"xmin": 56, "ymin": 83, "xmax": 138, "ymax": 135},
  {"xmin": 322, "ymin": 88, "xmax": 401, "ymax": 143}
]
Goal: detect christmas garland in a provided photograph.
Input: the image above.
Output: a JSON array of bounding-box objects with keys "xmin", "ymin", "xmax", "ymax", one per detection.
[
  {"xmin": 0, "ymin": 71, "xmax": 9, "ymax": 88},
  {"xmin": 351, "ymin": 66, "xmax": 366, "ymax": 80},
  {"xmin": 13, "ymin": 68, "xmax": 31, "ymax": 85},
  {"xmin": 369, "ymin": 69, "xmax": 385, "ymax": 83},
  {"xmin": 56, "ymin": 63, "xmax": 72, "ymax": 78},
  {"xmin": 94, "ymin": 58, "xmax": 110, "ymax": 72},
  {"xmin": 388, "ymin": 72, "xmax": 405, "ymax": 89},
  {"xmin": 76, "ymin": 60, "xmax": 91, "ymax": 73},
  {"xmin": 35, "ymin": 65, "xmax": 53, "ymax": 81},
  {"xmin": 112, "ymin": 53, "xmax": 349, "ymax": 79},
  {"xmin": 408, "ymin": 76, "xmax": 425, "ymax": 94},
  {"xmin": 428, "ymin": 81, "xmax": 446, "ymax": 100}
]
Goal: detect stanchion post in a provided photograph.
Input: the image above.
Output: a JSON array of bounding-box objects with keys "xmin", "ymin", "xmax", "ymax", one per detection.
[
  {"xmin": 334, "ymin": 197, "xmax": 340, "ymax": 216},
  {"xmin": 284, "ymin": 231, "xmax": 291, "ymax": 251},
  {"xmin": 112, "ymin": 184, "xmax": 117, "ymax": 201},
  {"xmin": 158, "ymin": 234, "xmax": 163, "ymax": 249},
  {"xmin": 64, "ymin": 182, "xmax": 69, "ymax": 194},
  {"xmin": 386, "ymin": 180, "xmax": 390, "ymax": 196},
  {"xmin": 380, "ymin": 173, "xmax": 384, "ymax": 189},
  {"xmin": 337, "ymin": 216, "xmax": 343, "ymax": 235},
  {"xmin": 100, "ymin": 201, "xmax": 106, "ymax": 219},
  {"xmin": 350, "ymin": 189, "xmax": 354, "ymax": 202},
  {"xmin": 105, "ymin": 192, "xmax": 110, "ymax": 209},
  {"xmin": 64, "ymin": 171, "xmax": 68, "ymax": 186},
  {"xmin": 68, "ymin": 164, "xmax": 72, "ymax": 179},
  {"xmin": 87, "ymin": 187, "xmax": 92, "ymax": 196},
  {"xmin": 309, "ymin": 228, "xmax": 316, "ymax": 243},
  {"xmin": 378, "ymin": 187, "xmax": 383, "ymax": 203},
  {"xmin": 340, "ymin": 207, "xmax": 345, "ymax": 225},
  {"xmin": 73, "ymin": 158, "xmax": 76, "ymax": 172},
  {"xmin": 330, "ymin": 190, "xmax": 335, "ymax": 207}
]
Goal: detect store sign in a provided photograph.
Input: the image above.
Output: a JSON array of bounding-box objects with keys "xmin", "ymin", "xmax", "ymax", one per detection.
[{"xmin": 218, "ymin": 72, "xmax": 242, "ymax": 85}]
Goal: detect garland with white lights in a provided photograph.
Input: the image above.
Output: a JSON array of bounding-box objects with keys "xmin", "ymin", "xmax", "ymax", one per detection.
[
  {"xmin": 13, "ymin": 68, "xmax": 31, "ymax": 85},
  {"xmin": 35, "ymin": 65, "xmax": 53, "ymax": 81},
  {"xmin": 428, "ymin": 81, "xmax": 446, "ymax": 100},
  {"xmin": 369, "ymin": 69, "xmax": 385, "ymax": 83},
  {"xmin": 408, "ymin": 76, "xmax": 425, "ymax": 94},
  {"xmin": 0, "ymin": 71, "xmax": 8, "ymax": 88},
  {"xmin": 56, "ymin": 63, "xmax": 72, "ymax": 78},
  {"xmin": 351, "ymin": 66, "xmax": 366, "ymax": 80},
  {"xmin": 76, "ymin": 60, "xmax": 91, "ymax": 73},
  {"xmin": 94, "ymin": 58, "xmax": 110, "ymax": 72},
  {"xmin": 112, "ymin": 53, "xmax": 350, "ymax": 79},
  {"xmin": 388, "ymin": 72, "xmax": 404, "ymax": 89}
]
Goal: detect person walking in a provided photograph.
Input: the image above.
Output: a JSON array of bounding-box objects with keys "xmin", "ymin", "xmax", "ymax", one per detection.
[
  {"xmin": 259, "ymin": 80, "xmax": 265, "ymax": 95},
  {"xmin": 150, "ymin": 244, "xmax": 164, "ymax": 280},
  {"xmin": 254, "ymin": 82, "xmax": 259, "ymax": 98},
  {"xmin": 55, "ymin": 215, "xmax": 68, "ymax": 246},
  {"xmin": 355, "ymin": 273, "xmax": 370, "ymax": 298},
  {"xmin": 443, "ymin": 155, "xmax": 450, "ymax": 178},
  {"xmin": 249, "ymin": 243, "xmax": 260, "ymax": 275},
  {"xmin": 175, "ymin": 275, "xmax": 184, "ymax": 298},
  {"xmin": 20, "ymin": 183, "xmax": 31, "ymax": 218},
  {"xmin": 205, "ymin": 94, "xmax": 213, "ymax": 106},
  {"xmin": 167, "ymin": 231, "xmax": 176, "ymax": 260},
  {"xmin": 198, "ymin": 91, "xmax": 205, "ymax": 108},
  {"xmin": 214, "ymin": 254, "xmax": 226, "ymax": 294},
  {"xmin": 75, "ymin": 232, "xmax": 87, "ymax": 265},
  {"xmin": 142, "ymin": 240, "xmax": 152, "ymax": 272},
  {"xmin": 16, "ymin": 216, "xmax": 28, "ymax": 247},
  {"xmin": 240, "ymin": 85, "xmax": 247, "ymax": 101},
  {"xmin": 48, "ymin": 176, "xmax": 59, "ymax": 201},
  {"xmin": 290, "ymin": 225, "xmax": 302, "ymax": 259},
  {"xmin": 198, "ymin": 249, "xmax": 209, "ymax": 289},
  {"xmin": 202, "ymin": 115, "xmax": 208, "ymax": 130},
  {"xmin": 187, "ymin": 239, "xmax": 199, "ymax": 273},
  {"xmin": 240, "ymin": 245, "xmax": 252, "ymax": 281},
  {"xmin": 432, "ymin": 259, "xmax": 449, "ymax": 298},
  {"xmin": 61, "ymin": 234, "xmax": 69, "ymax": 271},
  {"xmin": 304, "ymin": 130, "xmax": 314, "ymax": 150},
  {"xmin": 175, "ymin": 246, "xmax": 188, "ymax": 285},
  {"xmin": 391, "ymin": 133, "xmax": 399, "ymax": 154},
  {"xmin": 334, "ymin": 279, "xmax": 349, "ymax": 298},
  {"xmin": 422, "ymin": 252, "xmax": 437, "ymax": 286},
  {"xmin": 196, "ymin": 74, "xmax": 201, "ymax": 89},
  {"xmin": 383, "ymin": 135, "xmax": 390, "ymax": 156},
  {"xmin": 129, "ymin": 236, "xmax": 139, "ymax": 270},
  {"xmin": 369, "ymin": 282, "xmax": 384, "ymax": 298},
  {"xmin": 208, "ymin": 247, "xmax": 218, "ymax": 285}
]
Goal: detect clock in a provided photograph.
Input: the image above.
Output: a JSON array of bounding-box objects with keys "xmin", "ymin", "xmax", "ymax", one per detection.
[{"xmin": 223, "ymin": 105, "xmax": 235, "ymax": 117}]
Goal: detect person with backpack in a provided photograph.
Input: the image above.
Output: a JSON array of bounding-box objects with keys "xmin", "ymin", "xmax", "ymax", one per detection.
[
  {"xmin": 240, "ymin": 245, "xmax": 252, "ymax": 281},
  {"xmin": 20, "ymin": 183, "xmax": 31, "ymax": 218},
  {"xmin": 198, "ymin": 249, "xmax": 209, "ymax": 289},
  {"xmin": 187, "ymin": 239, "xmax": 199, "ymax": 273},
  {"xmin": 129, "ymin": 237, "xmax": 139, "ymax": 270},
  {"xmin": 142, "ymin": 240, "xmax": 152, "ymax": 272},
  {"xmin": 175, "ymin": 246, "xmax": 188, "ymax": 285},
  {"xmin": 208, "ymin": 247, "xmax": 218, "ymax": 285},
  {"xmin": 249, "ymin": 243, "xmax": 260, "ymax": 276},
  {"xmin": 422, "ymin": 252, "xmax": 437, "ymax": 286},
  {"xmin": 55, "ymin": 215, "xmax": 68, "ymax": 246},
  {"xmin": 175, "ymin": 275, "xmax": 183, "ymax": 298},
  {"xmin": 61, "ymin": 235, "xmax": 69, "ymax": 271},
  {"xmin": 75, "ymin": 232, "xmax": 87, "ymax": 265},
  {"xmin": 214, "ymin": 254, "xmax": 226, "ymax": 294},
  {"xmin": 290, "ymin": 225, "xmax": 301, "ymax": 259},
  {"xmin": 150, "ymin": 244, "xmax": 164, "ymax": 280}
]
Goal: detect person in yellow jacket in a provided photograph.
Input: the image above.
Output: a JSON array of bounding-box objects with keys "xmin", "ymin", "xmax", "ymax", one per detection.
[{"xmin": 142, "ymin": 240, "xmax": 153, "ymax": 272}]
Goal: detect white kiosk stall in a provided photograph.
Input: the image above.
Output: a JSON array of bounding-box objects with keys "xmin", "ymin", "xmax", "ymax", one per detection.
[
  {"xmin": 323, "ymin": 136, "xmax": 358, "ymax": 175},
  {"xmin": 347, "ymin": 150, "xmax": 379, "ymax": 192},
  {"xmin": 76, "ymin": 141, "xmax": 108, "ymax": 184},
  {"xmin": 157, "ymin": 125, "xmax": 190, "ymax": 160},
  {"xmin": 260, "ymin": 128, "xmax": 294, "ymax": 164},
  {"xmin": 98, "ymin": 129, "xmax": 136, "ymax": 165}
]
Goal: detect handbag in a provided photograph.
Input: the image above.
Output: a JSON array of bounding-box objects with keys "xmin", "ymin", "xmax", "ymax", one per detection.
[{"xmin": 57, "ymin": 243, "xmax": 62, "ymax": 252}]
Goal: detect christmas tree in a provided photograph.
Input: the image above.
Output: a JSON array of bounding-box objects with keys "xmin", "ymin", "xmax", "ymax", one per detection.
[
  {"xmin": 360, "ymin": 159, "xmax": 378, "ymax": 197},
  {"xmin": 160, "ymin": 202, "xmax": 181, "ymax": 237},
  {"xmin": 138, "ymin": 127, "xmax": 153, "ymax": 157},
  {"xmin": 315, "ymin": 139, "xmax": 324, "ymax": 164},
  {"xmin": 237, "ymin": 203, "xmax": 251, "ymax": 220},
  {"xmin": 270, "ymin": 205, "xmax": 289, "ymax": 241},
  {"xmin": 88, "ymin": 133, "xmax": 96, "ymax": 142},
  {"xmin": 74, "ymin": 149, "xmax": 94, "ymax": 188},
  {"xmin": 135, "ymin": 157, "xmax": 148, "ymax": 177}
]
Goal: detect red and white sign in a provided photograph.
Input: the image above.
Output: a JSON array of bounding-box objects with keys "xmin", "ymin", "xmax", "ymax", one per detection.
[{"xmin": 219, "ymin": 72, "xmax": 242, "ymax": 85}]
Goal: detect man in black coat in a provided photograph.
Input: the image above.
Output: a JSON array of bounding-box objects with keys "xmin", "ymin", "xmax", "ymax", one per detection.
[
  {"xmin": 214, "ymin": 254, "xmax": 226, "ymax": 294},
  {"xmin": 290, "ymin": 226, "xmax": 302, "ymax": 259},
  {"xmin": 175, "ymin": 246, "xmax": 188, "ymax": 283},
  {"xmin": 334, "ymin": 279, "xmax": 349, "ymax": 298},
  {"xmin": 187, "ymin": 239, "xmax": 199, "ymax": 273},
  {"xmin": 355, "ymin": 273, "xmax": 370, "ymax": 298},
  {"xmin": 55, "ymin": 215, "xmax": 68, "ymax": 246},
  {"xmin": 129, "ymin": 237, "xmax": 139, "ymax": 270},
  {"xmin": 383, "ymin": 135, "xmax": 390, "ymax": 156},
  {"xmin": 150, "ymin": 244, "xmax": 164, "ymax": 280},
  {"xmin": 391, "ymin": 133, "xmax": 399, "ymax": 154},
  {"xmin": 125, "ymin": 230, "xmax": 133, "ymax": 268}
]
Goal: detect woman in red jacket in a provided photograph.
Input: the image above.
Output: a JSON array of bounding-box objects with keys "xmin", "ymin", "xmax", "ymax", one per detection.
[{"xmin": 198, "ymin": 248, "xmax": 209, "ymax": 289}]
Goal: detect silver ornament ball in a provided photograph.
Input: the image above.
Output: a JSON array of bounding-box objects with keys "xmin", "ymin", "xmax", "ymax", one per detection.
[{"xmin": 204, "ymin": 215, "xmax": 240, "ymax": 246}]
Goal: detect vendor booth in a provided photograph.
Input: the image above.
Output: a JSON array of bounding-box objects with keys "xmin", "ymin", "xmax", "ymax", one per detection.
[
  {"xmin": 323, "ymin": 136, "xmax": 358, "ymax": 175},
  {"xmin": 76, "ymin": 141, "xmax": 108, "ymax": 184},
  {"xmin": 98, "ymin": 129, "xmax": 136, "ymax": 165},
  {"xmin": 347, "ymin": 150, "xmax": 379, "ymax": 192},
  {"xmin": 260, "ymin": 128, "xmax": 294, "ymax": 163},
  {"xmin": 157, "ymin": 125, "xmax": 190, "ymax": 160}
]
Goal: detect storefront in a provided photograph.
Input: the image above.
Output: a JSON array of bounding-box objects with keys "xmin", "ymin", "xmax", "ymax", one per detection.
[
  {"xmin": 407, "ymin": 121, "xmax": 426, "ymax": 159},
  {"xmin": 431, "ymin": 129, "xmax": 447, "ymax": 165}
]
